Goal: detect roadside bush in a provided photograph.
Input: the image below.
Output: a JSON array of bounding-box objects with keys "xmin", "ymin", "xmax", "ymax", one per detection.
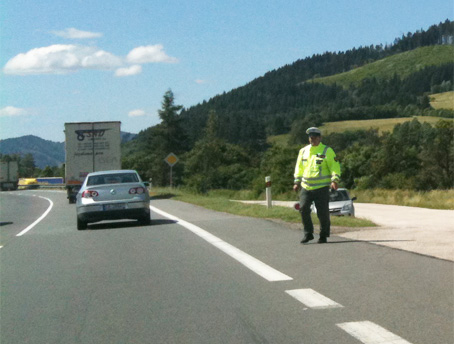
[
  {"xmin": 252, "ymin": 145, "xmax": 298, "ymax": 196},
  {"xmin": 379, "ymin": 173, "xmax": 416, "ymax": 189}
]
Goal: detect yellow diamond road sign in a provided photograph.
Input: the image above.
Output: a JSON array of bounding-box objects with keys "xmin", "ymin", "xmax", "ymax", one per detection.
[{"xmin": 165, "ymin": 153, "xmax": 179, "ymax": 167}]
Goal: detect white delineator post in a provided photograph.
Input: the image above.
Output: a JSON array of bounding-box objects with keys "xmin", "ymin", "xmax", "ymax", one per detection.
[{"xmin": 265, "ymin": 176, "xmax": 272, "ymax": 208}]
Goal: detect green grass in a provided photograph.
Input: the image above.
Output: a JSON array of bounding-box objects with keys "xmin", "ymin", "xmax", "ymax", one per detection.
[
  {"xmin": 226, "ymin": 188, "xmax": 454, "ymax": 210},
  {"xmin": 313, "ymin": 45, "xmax": 454, "ymax": 88},
  {"xmin": 150, "ymin": 187, "xmax": 376, "ymax": 228},
  {"xmin": 430, "ymin": 91, "xmax": 454, "ymax": 110},
  {"xmin": 350, "ymin": 189, "xmax": 454, "ymax": 210}
]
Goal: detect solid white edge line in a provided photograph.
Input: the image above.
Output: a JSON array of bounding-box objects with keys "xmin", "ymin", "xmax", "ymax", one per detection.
[
  {"xmin": 285, "ymin": 288, "xmax": 343, "ymax": 309},
  {"xmin": 16, "ymin": 196, "xmax": 54, "ymax": 237},
  {"xmin": 337, "ymin": 321, "xmax": 413, "ymax": 344},
  {"xmin": 150, "ymin": 205, "xmax": 293, "ymax": 282}
]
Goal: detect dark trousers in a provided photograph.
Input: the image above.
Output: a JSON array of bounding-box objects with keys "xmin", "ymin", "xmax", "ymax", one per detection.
[{"xmin": 299, "ymin": 186, "xmax": 330, "ymax": 237}]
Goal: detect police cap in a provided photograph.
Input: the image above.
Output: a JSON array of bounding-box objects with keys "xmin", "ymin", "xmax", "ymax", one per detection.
[{"xmin": 306, "ymin": 127, "xmax": 321, "ymax": 136}]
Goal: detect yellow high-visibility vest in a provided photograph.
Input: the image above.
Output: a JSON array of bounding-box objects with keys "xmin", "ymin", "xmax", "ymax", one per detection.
[{"xmin": 294, "ymin": 143, "xmax": 341, "ymax": 190}]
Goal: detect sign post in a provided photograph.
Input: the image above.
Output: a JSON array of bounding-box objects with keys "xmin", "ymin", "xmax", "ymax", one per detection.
[
  {"xmin": 164, "ymin": 153, "xmax": 179, "ymax": 188},
  {"xmin": 265, "ymin": 176, "xmax": 272, "ymax": 208}
]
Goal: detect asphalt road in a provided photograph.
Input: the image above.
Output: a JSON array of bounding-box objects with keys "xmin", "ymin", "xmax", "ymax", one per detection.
[
  {"xmin": 241, "ymin": 200, "xmax": 454, "ymax": 261},
  {"xmin": 1, "ymin": 190, "xmax": 453, "ymax": 344},
  {"xmin": 345, "ymin": 203, "xmax": 454, "ymax": 261}
]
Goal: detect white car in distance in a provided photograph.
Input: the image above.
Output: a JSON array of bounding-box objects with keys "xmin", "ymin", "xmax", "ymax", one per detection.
[{"xmin": 310, "ymin": 188, "xmax": 357, "ymax": 217}]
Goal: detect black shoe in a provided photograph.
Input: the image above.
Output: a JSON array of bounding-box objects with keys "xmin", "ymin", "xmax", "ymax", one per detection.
[
  {"xmin": 318, "ymin": 236, "xmax": 327, "ymax": 244},
  {"xmin": 301, "ymin": 234, "xmax": 314, "ymax": 243}
]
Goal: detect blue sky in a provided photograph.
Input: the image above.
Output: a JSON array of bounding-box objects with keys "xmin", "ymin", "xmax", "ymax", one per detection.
[{"xmin": 1, "ymin": 0, "xmax": 453, "ymax": 142}]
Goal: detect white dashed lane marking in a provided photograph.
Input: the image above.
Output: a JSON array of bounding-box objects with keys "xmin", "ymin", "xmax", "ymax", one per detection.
[
  {"xmin": 150, "ymin": 205, "xmax": 293, "ymax": 282},
  {"xmin": 285, "ymin": 288, "xmax": 343, "ymax": 309},
  {"xmin": 337, "ymin": 321, "xmax": 413, "ymax": 344},
  {"xmin": 150, "ymin": 205, "xmax": 414, "ymax": 344}
]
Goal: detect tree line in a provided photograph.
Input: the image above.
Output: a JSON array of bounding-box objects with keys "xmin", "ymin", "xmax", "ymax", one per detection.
[
  {"xmin": 122, "ymin": 89, "xmax": 453, "ymax": 193},
  {"xmin": 4, "ymin": 112, "xmax": 452, "ymax": 194},
  {"xmin": 0, "ymin": 153, "xmax": 64, "ymax": 178}
]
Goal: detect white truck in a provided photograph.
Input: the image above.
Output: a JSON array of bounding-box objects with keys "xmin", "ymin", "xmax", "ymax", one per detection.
[
  {"xmin": 0, "ymin": 161, "xmax": 19, "ymax": 191},
  {"xmin": 64, "ymin": 122, "xmax": 122, "ymax": 203}
]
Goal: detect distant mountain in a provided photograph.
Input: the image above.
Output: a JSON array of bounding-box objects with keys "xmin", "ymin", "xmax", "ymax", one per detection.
[
  {"xmin": 0, "ymin": 135, "xmax": 65, "ymax": 169},
  {"xmin": 0, "ymin": 132, "xmax": 137, "ymax": 168},
  {"xmin": 121, "ymin": 131, "xmax": 137, "ymax": 142}
]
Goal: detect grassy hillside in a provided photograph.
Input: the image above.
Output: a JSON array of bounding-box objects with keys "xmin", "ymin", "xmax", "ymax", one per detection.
[
  {"xmin": 313, "ymin": 45, "xmax": 454, "ymax": 88},
  {"xmin": 268, "ymin": 116, "xmax": 452, "ymax": 145},
  {"xmin": 320, "ymin": 116, "xmax": 451, "ymax": 135},
  {"xmin": 430, "ymin": 91, "xmax": 454, "ymax": 110}
]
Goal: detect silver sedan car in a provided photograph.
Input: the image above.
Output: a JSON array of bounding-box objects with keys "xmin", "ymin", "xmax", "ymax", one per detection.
[
  {"xmin": 326, "ymin": 188, "xmax": 357, "ymax": 216},
  {"xmin": 76, "ymin": 170, "xmax": 150, "ymax": 230},
  {"xmin": 310, "ymin": 188, "xmax": 357, "ymax": 216}
]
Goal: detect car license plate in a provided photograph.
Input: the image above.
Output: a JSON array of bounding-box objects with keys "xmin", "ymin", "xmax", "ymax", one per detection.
[{"xmin": 103, "ymin": 203, "xmax": 126, "ymax": 211}]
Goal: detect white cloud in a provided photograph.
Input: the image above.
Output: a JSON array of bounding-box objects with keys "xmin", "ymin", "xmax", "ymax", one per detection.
[
  {"xmin": 3, "ymin": 43, "xmax": 179, "ymax": 76},
  {"xmin": 195, "ymin": 79, "xmax": 208, "ymax": 84},
  {"xmin": 80, "ymin": 49, "xmax": 123, "ymax": 69},
  {"xmin": 0, "ymin": 106, "xmax": 29, "ymax": 117},
  {"xmin": 126, "ymin": 45, "xmax": 178, "ymax": 64},
  {"xmin": 115, "ymin": 65, "xmax": 142, "ymax": 77},
  {"xmin": 52, "ymin": 28, "xmax": 103, "ymax": 39},
  {"xmin": 128, "ymin": 109, "xmax": 146, "ymax": 117},
  {"xmin": 3, "ymin": 44, "xmax": 123, "ymax": 75}
]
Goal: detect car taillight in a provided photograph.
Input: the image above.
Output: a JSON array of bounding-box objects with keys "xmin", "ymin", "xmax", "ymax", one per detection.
[
  {"xmin": 82, "ymin": 190, "xmax": 99, "ymax": 198},
  {"xmin": 129, "ymin": 187, "xmax": 145, "ymax": 194}
]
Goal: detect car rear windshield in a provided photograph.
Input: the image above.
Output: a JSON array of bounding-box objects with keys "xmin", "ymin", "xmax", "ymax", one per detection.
[{"xmin": 87, "ymin": 173, "xmax": 139, "ymax": 186}]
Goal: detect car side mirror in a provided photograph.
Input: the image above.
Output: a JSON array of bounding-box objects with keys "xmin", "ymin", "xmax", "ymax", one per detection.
[{"xmin": 351, "ymin": 197, "xmax": 357, "ymax": 201}]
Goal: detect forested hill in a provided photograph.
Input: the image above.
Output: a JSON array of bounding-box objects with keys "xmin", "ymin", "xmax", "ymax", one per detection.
[
  {"xmin": 0, "ymin": 135, "xmax": 65, "ymax": 169},
  {"xmin": 179, "ymin": 20, "xmax": 454, "ymax": 148},
  {"xmin": 122, "ymin": 20, "xmax": 453, "ymax": 192}
]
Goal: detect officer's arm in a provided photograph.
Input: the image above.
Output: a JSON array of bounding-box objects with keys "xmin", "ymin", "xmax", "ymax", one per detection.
[
  {"xmin": 327, "ymin": 148, "xmax": 341, "ymax": 186},
  {"xmin": 293, "ymin": 149, "xmax": 304, "ymax": 191}
]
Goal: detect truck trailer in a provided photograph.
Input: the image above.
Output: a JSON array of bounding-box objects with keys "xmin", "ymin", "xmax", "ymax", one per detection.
[
  {"xmin": 64, "ymin": 122, "xmax": 121, "ymax": 203},
  {"xmin": 0, "ymin": 161, "xmax": 19, "ymax": 191}
]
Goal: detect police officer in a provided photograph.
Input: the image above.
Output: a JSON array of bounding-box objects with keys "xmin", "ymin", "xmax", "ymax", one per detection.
[{"xmin": 293, "ymin": 127, "xmax": 341, "ymax": 243}]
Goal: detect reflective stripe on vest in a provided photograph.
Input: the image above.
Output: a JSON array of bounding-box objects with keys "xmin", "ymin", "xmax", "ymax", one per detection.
[
  {"xmin": 302, "ymin": 145, "xmax": 330, "ymax": 187},
  {"xmin": 302, "ymin": 180, "xmax": 331, "ymax": 188}
]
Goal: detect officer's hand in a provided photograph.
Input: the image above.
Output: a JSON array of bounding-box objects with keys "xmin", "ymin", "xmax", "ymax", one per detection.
[
  {"xmin": 331, "ymin": 181, "xmax": 339, "ymax": 191},
  {"xmin": 293, "ymin": 184, "xmax": 300, "ymax": 192}
]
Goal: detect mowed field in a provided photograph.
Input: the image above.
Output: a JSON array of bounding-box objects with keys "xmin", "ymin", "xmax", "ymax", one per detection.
[
  {"xmin": 430, "ymin": 91, "xmax": 454, "ymax": 110},
  {"xmin": 268, "ymin": 95, "xmax": 453, "ymax": 147},
  {"xmin": 320, "ymin": 115, "xmax": 451, "ymax": 135},
  {"xmin": 320, "ymin": 91, "xmax": 453, "ymax": 135}
]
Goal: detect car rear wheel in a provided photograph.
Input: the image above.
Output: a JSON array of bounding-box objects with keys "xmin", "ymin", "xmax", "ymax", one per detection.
[
  {"xmin": 77, "ymin": 217, "xmax": 87, "ymax": 230},
  {"xmin": 138, "ymin": 214, "xmax": 151, "ymax": 226}
]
